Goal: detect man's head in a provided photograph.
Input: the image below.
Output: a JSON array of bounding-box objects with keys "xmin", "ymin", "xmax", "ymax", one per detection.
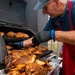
[
  {"xmin": 34, "ymin": 0, "xmax": 53, "ymax": 10},
  {"xmin": 34, "ymin": 0, "xmax": 67, "ymax": 18}
]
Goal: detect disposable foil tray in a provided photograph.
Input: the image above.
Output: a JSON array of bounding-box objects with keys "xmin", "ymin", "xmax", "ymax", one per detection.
[
  {"xmin": 47, "ymin": 62, "xmax": 59, "ymax": 75},
  {"xmin": 0, "ymin": 69, "xmax": 6, "ymax": 75}
]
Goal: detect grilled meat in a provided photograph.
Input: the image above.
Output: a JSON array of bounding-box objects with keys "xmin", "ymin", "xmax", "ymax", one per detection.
[
  {"xmin": 7, "ymin": 31, "xmax": 16, "ymax": 38},
  {"xmin": 14, "ymin": 55, "xmax": 36, "ymax": 65},
  {"xmin": 7, "ymin": 70, "xmax": 20, "ymax": 75},
  {"xmin": 5, "ymin": 45, "xmax": 52, "ymax": 75},
  {"xmin": 15, "ymin": 32, "xmax": 29, "ymax": 38},
  {"xmin": 6, "ymin": 31, "xmax": 29, "ymax": 38}
]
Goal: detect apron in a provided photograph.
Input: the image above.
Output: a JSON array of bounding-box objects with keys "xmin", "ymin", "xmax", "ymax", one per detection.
[{"xmin": 58, "ymin": 0, "xmax": 75, "ymax": 75}]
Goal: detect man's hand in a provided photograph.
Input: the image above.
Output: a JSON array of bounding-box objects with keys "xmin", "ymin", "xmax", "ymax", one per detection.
[
  {"xmin": 23, "ymin": 30, "xmax": 55, "ymax": 47},
  {"xmin": 32, "ymin": 30, "xmax": 55, "ymax": 46},
  {"xmin": 23, "ymin": 37, "xmax": 33, "ymax": 47}
]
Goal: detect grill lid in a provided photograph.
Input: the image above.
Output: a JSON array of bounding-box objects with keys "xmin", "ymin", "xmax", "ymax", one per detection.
[{"xmin": 0, "ymin": 0, "xmax": 27, "ymax": 26}]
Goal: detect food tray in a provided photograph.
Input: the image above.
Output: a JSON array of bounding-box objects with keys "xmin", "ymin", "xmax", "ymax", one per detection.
[
  {"xmin": 0, "ymin": 69, "xmax": 6, "ymax": 75},
  {"xmin": 47, "ymin": 62, "xmax": 59, "ymax": 75},
  {"xmin": 0, "ymin": 24, "xmax": 35, "ymax": 43}
]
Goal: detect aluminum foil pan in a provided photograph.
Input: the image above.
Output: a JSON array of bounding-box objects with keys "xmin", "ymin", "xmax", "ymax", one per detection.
[
  {"xmin": 0, "ymin": 69, "xmax": 6, "ymax": 75},
  {"xmin": 47, "ymin": 62, "xmax": 59, "ymax": 75}
]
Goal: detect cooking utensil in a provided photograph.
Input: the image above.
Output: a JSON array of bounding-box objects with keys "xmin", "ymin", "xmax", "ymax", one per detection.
[{"xmin": 36, "ymin": 50, "xmax": 53, "ymax": 59}]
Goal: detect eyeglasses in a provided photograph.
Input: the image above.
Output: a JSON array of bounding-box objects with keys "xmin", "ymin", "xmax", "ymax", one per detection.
[
  {"xmin": 47, "ymin": 0, "xmax": 54, "ymax": 5},
  {"xmin": 43, "ymin": 0, "xmax": 54, "ymax": 10}
]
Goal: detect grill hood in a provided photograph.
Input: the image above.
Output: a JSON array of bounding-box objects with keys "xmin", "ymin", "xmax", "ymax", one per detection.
[{"xmin": 0, "ymin": 0, "xmax": 27, "ymax": 26}]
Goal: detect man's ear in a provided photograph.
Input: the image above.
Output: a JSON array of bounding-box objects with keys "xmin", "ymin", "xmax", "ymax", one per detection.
[
  {"xmin": 55, "ymin": 0, "xmax": 60, "ymax": 4},
  {"xmin": 55, "ymin": 0, "xmax": 60, "ymax": 6}
]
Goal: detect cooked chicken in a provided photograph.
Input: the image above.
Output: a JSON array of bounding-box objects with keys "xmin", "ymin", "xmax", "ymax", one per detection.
[
  {"xmin": 26, "ymin": 61, "xmax": 51, "ymax": 75},
  {"xmin": 6, "ymin": 45, "xmax": 13, "ymax": 50},
  {"xmin": 5, "ymin": 45, "xmax": 52, "ymax": 75},
  {"xmin": 11, "ymin": 64, "xmax": 25, "ymax": 71},
  {"xmin": 15, "ymin": 32, "xmax": 29, "ymax": 38},
  {"xmin": 7, "ymin": 31, "xmax": 16, "ymax": 38},
  {"xmin": 35, "ymin": 59, "xmax": 46, "ymax": 65},
  {"xmin": 35, "ymin": 45, "xmax": 48, "ymax": 52},
  {"xmin": 33, "ymin": 45, "xmax": 48, "ymax": 54},
  {"xmin": 7, "ymin": 70, "xmax": 20, "ymax": 75},
  {"xmin": 22, "ymin": 45, "xmax": 48, "ymax": 55},
  {"xmin": 14, "ymin": 55, "xmax": 36, "ymax": 65},
  {"xmin": 6, "ymin": 45, "xmax": 13, "ymax": 55},
  {"xmin": 24, "ymin": 47, "xmax": 35, "ymax": 54},
  {"xmin": 11, "ymin": 50, "xmax": 28, "ymax": 57},
  {"xmin": 0, "ymin": 32, "xmax": 5, "ymax": 36},
  {"xmin": 21, "ymin": 72, "xmax": 27, "ymax": 75}
]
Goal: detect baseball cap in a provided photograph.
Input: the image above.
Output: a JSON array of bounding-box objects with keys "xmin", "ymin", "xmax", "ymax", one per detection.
[{"xmin": 34, "ymin": 0, "xmax": 50, "ymax": 10}]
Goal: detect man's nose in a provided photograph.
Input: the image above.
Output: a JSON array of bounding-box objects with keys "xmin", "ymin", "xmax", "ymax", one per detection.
[{"xmin": 43, "ymin": 9, "xmax": 47, "ymax": 14}]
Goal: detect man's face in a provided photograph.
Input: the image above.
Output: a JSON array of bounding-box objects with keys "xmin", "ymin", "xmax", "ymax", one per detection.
[{"xmin": 43, "ymin": 0, "xmax": 60, "ymax": 18}]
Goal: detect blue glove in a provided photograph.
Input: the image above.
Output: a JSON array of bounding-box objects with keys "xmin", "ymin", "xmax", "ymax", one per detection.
[
  {"xmin": 32, "ymin": 30, "xmax": 55, "ymax": 46},
  {"xmin": 7, "ymin": 41, "xmax": 23, "ymax": 49}
]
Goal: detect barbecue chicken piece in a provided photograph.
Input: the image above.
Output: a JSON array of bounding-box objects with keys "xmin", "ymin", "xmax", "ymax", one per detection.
[
  {"xmin": 10, "ymin": 50, "xmax": 28, "ymax": 57},
  {"xmin": 24, "ymin": 47, "xmax": 35, "ymax": 54},
  {"xmin": 22, "ymin": 45, "xmax": 48, "ymax": 55},
  {"xmin": 21, "ymin": 72, "xmax": 27, "ymax": 75},
  {"xmin": 33, "ymin": 45, "xmax": 48, "ymax": 54},
  {"xmin": 15, "ymin": 32, "xmax": 29, "ymax": 38},
  {"xmin": 11, "ymin": 64, "xmax": 25, "ymax": 71},
  {"xmin": 5, "ymin": 54, "xmax": 36, "ymax": 72},
  {"xmin": 6, "ymin": 45, "xmax": 13, "ymax": 54},
  {"xmin": 7, "ymin": 31, "xmax": 16, "ymax": 38},
  {"xmin": 35, "ymin": 45, "xmax": 48, "ymax": 51},
  {"xmin": 5, "ymin": 55, "xmax": 15, "ymax": 71},
  {"xmin": 5, "ymin": 50, "xmax": 29, "ymax": 69},
  {"xmin": 8, "ymin": 71, "xmax": 27, "ymax": 75},
  {"xmin": 0, "ymin": 32, "xmax": 5, "ymax": 36},
  {"xmin": 35, "ymin": 59, "xmax": 46, "ymax": 65},
  {"xmin": 14, "ymin": 55, "xmax": 36, "ymax": 65},
  {"xmin": 7, "ymin": 70, "xmax": 20, "ymax": 75},
  {"xmin": 6, "ymin": 45, "xmax": 13, "ymax": 50},
  {"xmin": 25, "ymin": 60, "xmax": 52, "ymax": 75},
  {"xmin": 5, "ymin": 45, "xmax": 52, "ymax": 75},
  {"xmin": 6, "ymin": 44, "xmax": 48, "ymax": 55},
  {"xmin": 35, "ymin": 59, "xmax": 52, "ymax": 72}
]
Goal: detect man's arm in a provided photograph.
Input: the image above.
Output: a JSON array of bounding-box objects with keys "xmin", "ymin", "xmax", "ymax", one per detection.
[
  {"xmin": 23, "ymin": 30, "xmax": 55, "ymax": 47},
  {"xmin": 55, "ymin": 30, "xmax": 75, "ymax": 45},
  {"xmin": 23, "ymin": 30, "xmax": 75, "ymax": 47},
  {"xmin": 11, "ymin": 30, "xmax": 75, "ymax": 48}
]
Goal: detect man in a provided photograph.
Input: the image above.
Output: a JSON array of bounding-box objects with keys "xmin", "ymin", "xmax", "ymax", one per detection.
[{"xmin": 19, "ymin": 0, "xmax": 75, "ymax": 75}]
